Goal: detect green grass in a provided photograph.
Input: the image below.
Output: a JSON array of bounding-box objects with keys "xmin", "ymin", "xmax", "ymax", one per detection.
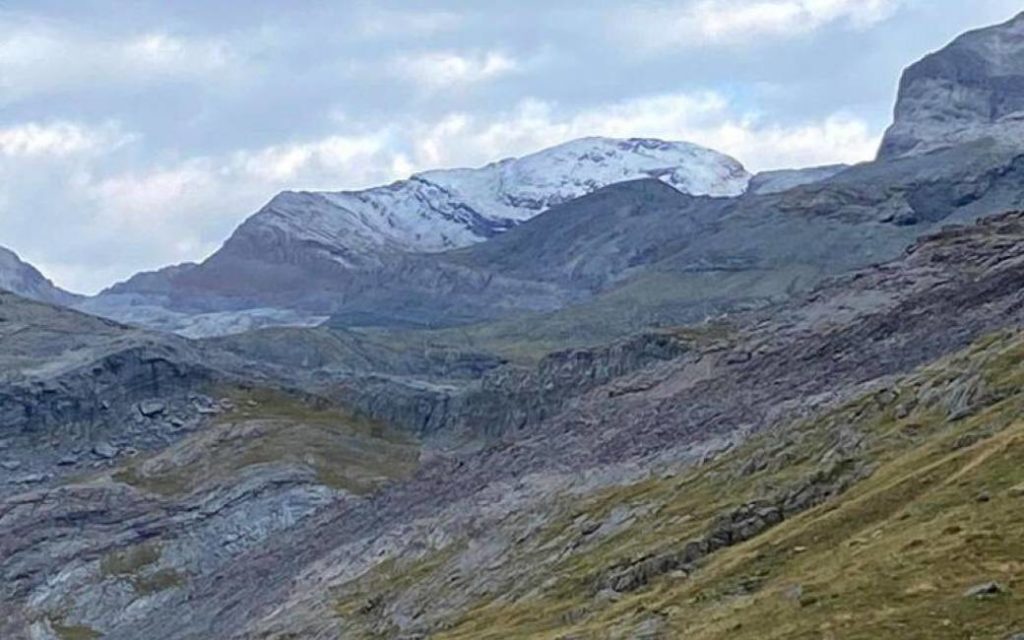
[
  {"xmin": 50, "ymin": 621, "xmax": 102, "ymax": 640},
  {"xmin": 327, "ymin": 329, "xmax": 1024, "ymax": 639},
  {"xmin": 113, "ymin": 388, "xmax": 420, "ymax": 497},
  {"xmin": 100, "ymin": 543, "xmax": 160, "ymax": 577},
  {"xmin": 98, "ymin": 541, "xmax": 184, "ymax": 597}
]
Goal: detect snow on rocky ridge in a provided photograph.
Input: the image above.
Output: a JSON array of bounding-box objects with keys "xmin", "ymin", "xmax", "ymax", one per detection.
[
  {"xmin": 239, "ymin": 137, "xmax": 752, "ymax": 265},
  {"xmin": 91, "ymin": 136, "xmax": 753, "ymax": 337}
]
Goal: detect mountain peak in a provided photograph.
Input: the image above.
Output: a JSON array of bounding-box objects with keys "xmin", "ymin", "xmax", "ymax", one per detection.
[
  {"xmin": 413, "ymin": 135, "xmax": 750, "ymax": 225},
  {"xmin": 216, "ymin": 135, "xmax": 750, "ymax": 264},
  {"xmin": 878, "ymin": 12, "xmax": 1024, "ymax": 159},
  {"xmin": 0, "ymin": 245, "xmax": 80, "ymax": 306},
  {"xmin": 98, "ymin": 135, "xmax": 751, "ymax": 329}
]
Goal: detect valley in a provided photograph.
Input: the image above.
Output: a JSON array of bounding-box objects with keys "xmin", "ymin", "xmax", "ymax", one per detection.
[{"xmin": 3, "ymin": 10, "xmax": 1024, "ymax": 640}]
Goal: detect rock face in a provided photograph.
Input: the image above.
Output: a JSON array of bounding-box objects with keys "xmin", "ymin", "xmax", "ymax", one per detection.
[
  {"xmin": 0, "ymin": 291, "xmax": 269, "ymax": 494},
  {"xmin": 0, "ymin": 245, "xmax": 79, "ymax": 306},
  {"xmin": 337, "ymin": 331, "xmax": 694, "ymax": 437},
  {"xmin": 879, "ymin": 12, "xmax": 1024, "ymax": 159}
]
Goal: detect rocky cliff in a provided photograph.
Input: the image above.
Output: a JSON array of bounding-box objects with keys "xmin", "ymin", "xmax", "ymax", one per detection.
[{"xmin": 879, "ymin": 12, "xmax": 1024, "ymax": 159}]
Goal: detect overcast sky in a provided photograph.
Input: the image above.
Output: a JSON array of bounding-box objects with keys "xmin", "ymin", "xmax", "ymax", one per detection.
[{"xmin": 1, "ymin": 0, "xmax": 1021, "ymax": 294}]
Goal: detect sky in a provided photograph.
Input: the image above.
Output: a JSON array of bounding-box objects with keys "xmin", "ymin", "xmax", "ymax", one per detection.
[{"xmin": 1, "ymin": 0, "xmax": 1022, "ymax": 294}]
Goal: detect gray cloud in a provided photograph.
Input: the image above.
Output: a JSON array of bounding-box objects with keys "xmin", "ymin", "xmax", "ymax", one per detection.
[{"xmin": 0, "ymin": 0, "xmax": 1021, "ymax": 293}]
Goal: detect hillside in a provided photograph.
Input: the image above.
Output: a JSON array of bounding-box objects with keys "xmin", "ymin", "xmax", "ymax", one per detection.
[
  {"xmin": 6, "ymin": 203, "xmax": 1024, "ymax": 637},
  {"xmin": 7, "ymin": 11, "xmax": 1024, "ymax": 640}
]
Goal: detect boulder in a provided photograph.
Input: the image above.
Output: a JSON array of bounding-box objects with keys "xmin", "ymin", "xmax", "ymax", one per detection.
[
  {"xmin": 964, "ymin": 581, "xmax": 1007, "ymax": 598},
  {"xmin": 139, "ymin": 400, "xmax": 167, "ymax": 418}
]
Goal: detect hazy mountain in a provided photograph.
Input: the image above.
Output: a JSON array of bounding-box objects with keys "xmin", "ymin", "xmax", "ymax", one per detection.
[
  {"xmin": 201, "ymin": 136, "xmax": 751, "ymax": 267},
  {"xmin": 85, "ymin": 138, "xmax": 749, "ymax": 327},
  {"xmin": 0, "ymin": 245, "xmax": 79, "ymax": 307}
]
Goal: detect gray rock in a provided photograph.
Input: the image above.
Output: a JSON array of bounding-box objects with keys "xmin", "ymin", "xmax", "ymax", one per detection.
[
  {"xmin": 138, "ymin": 400, "xmax": 167, "ymax": 418},
  {"xmin": 92, "ymin": 442, "xmax": 118, "ymax": 460},
  {"xmin": 879, "ymin": 12, "xmax": 1024, "ymax": 159},
  {"xmin": 964, "ymin": 581, "xmax": 1007, "ymax": 598},
  {"xmin": 748, "ymin": 165, "xmax": 848, "ymax": 195}
]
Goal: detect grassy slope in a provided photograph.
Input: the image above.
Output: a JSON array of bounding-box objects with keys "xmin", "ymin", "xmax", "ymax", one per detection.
[
  {"xmin": 334, "ymin": 330, "xmax": 1024, "ymax": 639},
  {"xmin": 113, "ymin": 388, "xmax": 420, "ymax": 497}
]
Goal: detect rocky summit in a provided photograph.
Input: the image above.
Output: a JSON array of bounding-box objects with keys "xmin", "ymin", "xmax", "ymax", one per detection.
[
  {"xmin": 5, "ymin": 12, "xmax": 1024, "ymax": 640},
  {"xmin": 879, "ymin": 11, "xmax": 1024, "ymax": 159}
]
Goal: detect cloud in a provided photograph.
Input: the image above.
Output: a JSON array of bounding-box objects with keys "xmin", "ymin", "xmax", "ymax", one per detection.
[
  {"xmin": 355, "ymin": 9, "xmax": 464, "ymax": 39},
  {"xmin": 390, "ymin": 51, "xmax": 521, "ymax": 90},
  {"xmin": 615, "ymin": 0, "xmax": 907, "ymax": 50},
  {"xmin": 397, "ymin": 92, "xmax": 879, "ymax": 172},
  {"xmin": 83, "ymin": 135, "xmax": 397, "ymax": 237},
  {"xmin": 121, "ymin": 33, "xmax": 236, "ymax": 77},
  {"xmin": 0, "ymin": 19, "xmax": 240, "ymax": 101},
  {"xmin": 65, "ymin": 133, "xmax": 403, "ymax": 290},
  {"xmin": 0, "ymin": 121, "xmax": 133, "ymax": 157},
  {"xmin": 231, "ymin": 134, "xmax": 390, "ymax": 184}
]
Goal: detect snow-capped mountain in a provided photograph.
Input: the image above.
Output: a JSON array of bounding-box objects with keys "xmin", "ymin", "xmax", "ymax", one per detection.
[
  {"xmin": 0, "ymin": 246, "xmax": 80, "ymax": 306},
  {"xmin": 218, "ymin": 137, "xmax": 751, "ymax": 269},
  {"xmin": 418, "ymin": 136, "xmax": 751, "ymax": 223},
  {"xmin": 97, "ymin": 136, "xmax": 751, "ymax": 327}
]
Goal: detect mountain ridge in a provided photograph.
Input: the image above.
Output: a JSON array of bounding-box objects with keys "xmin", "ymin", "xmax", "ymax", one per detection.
[{"xmin": 0, "ymin": 245, "xmax": 80, "ymax": 307}]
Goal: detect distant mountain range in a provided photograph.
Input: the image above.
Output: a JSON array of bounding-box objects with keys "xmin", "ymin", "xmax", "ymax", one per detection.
[{"xmin": 10, "ymin": 12, "xmax": 1024, "ymax": 345}]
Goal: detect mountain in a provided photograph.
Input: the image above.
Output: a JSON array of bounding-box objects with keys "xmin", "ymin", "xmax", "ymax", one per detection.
[
  {"xmin": 7, "ymin": 210, "xmax": 1024, "ymax": 639},
  {"xmin": 747, "ymin": 164, "xmax": 848, "ymax": 195},
  {"xmin": 308, "ymin": 135, "xmax": 1024, "ymax": 347},
  {"xmin": 879, "ymin": 11, "xmax": 1024, "ymax": 159},
  {"xmin": 201, "ymin": 136, "xmax": 751, "ymax": 267},
  {"xmin": 86, "ymin": 137, "xmax": 749, "ymax": 325},
  {"xmin": 8, "ymin": 14, "xmax": 1024, "ymax": 639},
  {"xmin": 0, "ymin": 245, "xmax": 79, "ymax": 306}
]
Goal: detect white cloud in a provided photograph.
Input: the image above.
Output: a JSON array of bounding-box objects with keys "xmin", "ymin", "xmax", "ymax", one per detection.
[
  {"xmin": 231, "ymin": 134, "xmax": 390, "ymax": 184},
  {"xmin": 397, "ymin": 93, "xmax": 879, "ymax": 172},
  {"xmin": 0, "ymin": 20, "xmax": 239, "ymax": 100},
  {"xmin": 391, "ymin": 51, "xmax": 520, "ymax": 89},
  {"xmin": 0, "ymin": 121, "xmax": 132, "ymax": 157},
  {"xmin": 71, "ymin": 133, "xmax": 401, "ymax": 284},
  {"xmin": 615, "ymin": 0, "xmax": 907, "ymax": 50},
  {"xmin": 121, "ymin": 33, "xmax": 235, "ymax": 76},
  {"xmin": 355, "ymin": 9, "xmax": 464, "ymax": 39}
]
